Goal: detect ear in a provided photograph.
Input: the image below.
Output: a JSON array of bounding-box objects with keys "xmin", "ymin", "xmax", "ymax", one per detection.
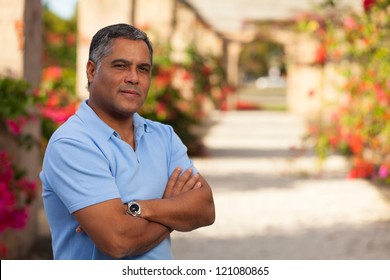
[{"xmin": 86, "ymin": 60, "xmax": 96, "ymax": 84}]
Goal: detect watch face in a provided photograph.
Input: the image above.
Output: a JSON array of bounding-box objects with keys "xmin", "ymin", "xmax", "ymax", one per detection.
[
  {"xmin": 130, "ymin": 203, "xmax": 139, "ymax": 213},
  {"xmin": 127, "ymin": 201, "xmax": 141, "ymax": 216}
]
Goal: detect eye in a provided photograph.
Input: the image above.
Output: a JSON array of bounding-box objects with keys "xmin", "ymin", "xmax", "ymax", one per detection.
[
  {"xmin": 139, "ymin": 66, "xmax": 150, "ymax": 73},
  {"xmin": 138, "ymin": 66, "xmax": 151, "ymax": 74},
  {"xmin": 114, "ymin": 64, "xmax": 127, "ymax": 69}
]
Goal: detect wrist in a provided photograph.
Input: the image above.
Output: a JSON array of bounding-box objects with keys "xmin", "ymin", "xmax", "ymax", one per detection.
[{"xmin": 126, "ymin": 201, "xmax": 142, "ymax": 217}]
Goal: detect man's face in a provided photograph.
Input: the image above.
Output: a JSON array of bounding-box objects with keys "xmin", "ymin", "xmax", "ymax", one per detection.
[{"xmin": 87, "ymin": 38, "xmax": 152, "ymax": 121}]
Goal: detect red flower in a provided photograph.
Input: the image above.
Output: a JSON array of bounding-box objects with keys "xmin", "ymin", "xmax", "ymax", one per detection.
[
  {"xmin": 0, "ymin": 242, "xmax": 7, "ymax": 258},
  {"xmin": 348, "ymin": 158, "xmax": 374, "ymax": 178},
  {"xmin": 314, "ymin": 45, "xmax": 327, "ymax": 64},
  {"xmin": 66, "ymin": 34, "xmax": 76, "ymax": 46},
  {"xmin": 42, "ymin": 66, "xmax": 63, "ymax": 81},
  {"xmin": 156, "ymin": 101, "xmax": 167, "ymax": 119},
  {"xmin": 201, "ymin": 66, "xmax": 212, "ymax": 76},
  {"xmin": 348, "ymin": 134, "xmax": 363, "ymax": 154},
  {"xmin": 363, "ymin": 0, "xmax": 376, "ymax": 11},
  {"xmin": 0, "ymin": 151, "xmax": 13, "ymax": 183},
  {"xmin": 155, "ymin": 68, "xmax": 173, "ymax": 88}
]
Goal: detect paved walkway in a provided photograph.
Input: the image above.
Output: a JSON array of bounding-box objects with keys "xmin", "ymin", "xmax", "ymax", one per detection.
[{"xmin": 172, "ymin": 110, "xmax": 390, "ymax": 259}]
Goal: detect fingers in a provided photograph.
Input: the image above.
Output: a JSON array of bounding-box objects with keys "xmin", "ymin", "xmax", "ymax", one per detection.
[
  {"xmin": 182, "ymin": 173, "xmax": 202, "ymax": 192},
  {"xmin": 175, "ymin": 168, "xmax": 194, "ymax": 191},
  {"xmin": 163, "ymin": 167, "xmax": 201, "ymax": 198},
  {"xmin": 163, "ymin": 167, "xmax": 183, "ymax": 198}
]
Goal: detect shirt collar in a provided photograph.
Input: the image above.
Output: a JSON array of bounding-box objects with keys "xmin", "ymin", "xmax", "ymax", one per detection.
[
  {"xmin": 76, "ymin": 100, "xmax": 151, "ymax": 140},
  {"xmin": 133, "ymin": 112, "xmax": 151, "ymax": 133}
]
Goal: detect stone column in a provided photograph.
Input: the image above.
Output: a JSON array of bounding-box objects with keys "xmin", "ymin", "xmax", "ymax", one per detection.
[{"xmin": 226, "ymin": 41, "xmax": 242, "ymax": 87}]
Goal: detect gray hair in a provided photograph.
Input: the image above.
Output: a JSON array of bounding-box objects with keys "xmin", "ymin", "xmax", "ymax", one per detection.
[{"xmin": 88, "ymin": 23, "xmax": 153, "ymax": 69}]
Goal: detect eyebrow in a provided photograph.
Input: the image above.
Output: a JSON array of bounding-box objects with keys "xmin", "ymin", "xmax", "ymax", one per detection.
[{"xmin": 111, "ymin": 59, "xmax": 151, "ymax": 69}]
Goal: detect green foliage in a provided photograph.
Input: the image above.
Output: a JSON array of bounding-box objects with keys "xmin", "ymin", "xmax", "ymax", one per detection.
[
  {"xmin": 0, "ymin": 78, "xmax": 33, "ymax": 119},
  {"xmin": 300, "ymin": 0, "xmax": 390, "ymax": 182},
  {"xmin": 0, "ymin": 77, "xmax": 39, "ymax": 149},
  {"xmin": 43, "ymin": 6, "xmax": 77, "ymax": 70}
]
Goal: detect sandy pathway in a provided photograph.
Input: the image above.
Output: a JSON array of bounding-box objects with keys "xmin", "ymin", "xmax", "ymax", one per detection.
[{"xmin": 172, "ymin": 111, "xmax": 390, "ymax": 259}]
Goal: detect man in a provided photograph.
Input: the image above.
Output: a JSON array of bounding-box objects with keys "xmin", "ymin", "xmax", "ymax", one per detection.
[{"xmin": 40, "ymin": 23, "xmax": 215, "ymax": 260}]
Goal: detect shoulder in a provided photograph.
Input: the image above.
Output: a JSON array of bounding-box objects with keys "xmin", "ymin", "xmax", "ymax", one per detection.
[
  {"xmin": 48, "ymin": 100, "xmax": 113, "ymax": 146},
  {"xmin": 48, "ymin": 114, "xmax": 91, "ymax": 146}
]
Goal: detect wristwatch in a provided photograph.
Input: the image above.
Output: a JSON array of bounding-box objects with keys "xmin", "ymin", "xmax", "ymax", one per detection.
[{"xmin": 126, "ymin": 201, "xmax": 141, "ymax": 217}]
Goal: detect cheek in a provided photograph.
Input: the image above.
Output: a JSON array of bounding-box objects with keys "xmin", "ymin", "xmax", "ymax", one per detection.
[
  {"xmin": 97, "ymin": 72, "xmax": 121, "ymax": 88},
  {"xmin": 141, "ymin": 78, "xmax": 151, "ymax": 92}
]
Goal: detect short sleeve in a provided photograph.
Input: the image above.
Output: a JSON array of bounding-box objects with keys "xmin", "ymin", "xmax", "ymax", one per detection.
[
  {"xmin": 42, "ymin": 137, "xmax": 121, "ymax": 213},
  {"xmin": 166, "ymin": 126, "xmax": 198, "ymax": 175}
]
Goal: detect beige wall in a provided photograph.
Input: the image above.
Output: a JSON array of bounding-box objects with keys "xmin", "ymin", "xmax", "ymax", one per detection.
[
  {"xmin": 77, "ymin": 0, "xmax": 133, "ymax": 99},
  {"xmin": 135, "ymin": 0, "xmax": 175, "ymax": 42},
  {"xmin": 284, "ymin": 33, "xmax": 337, "ymax": 119},
  {"xmin": 0, "ymin": 0, "xmax": 25, "ymax": 78}
]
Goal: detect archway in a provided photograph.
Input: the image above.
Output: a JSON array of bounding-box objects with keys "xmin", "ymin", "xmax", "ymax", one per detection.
[{"xmin": 237, "ymin": 40, "xmax": 287, "ymax": 111}]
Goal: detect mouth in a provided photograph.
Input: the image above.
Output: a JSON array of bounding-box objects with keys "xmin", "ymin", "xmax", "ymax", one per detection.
[{"xmin": 119, "ymin": 89, "xmax": 140, "ymax": 96}]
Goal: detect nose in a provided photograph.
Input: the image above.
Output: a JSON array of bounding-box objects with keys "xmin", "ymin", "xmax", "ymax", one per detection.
[{"xmin": 125, "ymin": 68, "xmax": 139, "ymax": 84}]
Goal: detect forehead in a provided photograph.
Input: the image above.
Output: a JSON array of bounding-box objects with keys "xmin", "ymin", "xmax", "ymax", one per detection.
[{"xmin": 107, "ymin": 38, "xmax": 151, "ymax": 62}]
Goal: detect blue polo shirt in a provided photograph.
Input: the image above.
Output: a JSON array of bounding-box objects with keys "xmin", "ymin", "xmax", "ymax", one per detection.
[{"xmin": 40, "ymin": 100, "xmax": 196, "ymax": 260}]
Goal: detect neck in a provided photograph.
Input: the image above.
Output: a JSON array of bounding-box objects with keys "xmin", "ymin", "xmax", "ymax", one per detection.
[{"xmin": 87, "ymin": 101, "xmax": 136, "ymax": 148}]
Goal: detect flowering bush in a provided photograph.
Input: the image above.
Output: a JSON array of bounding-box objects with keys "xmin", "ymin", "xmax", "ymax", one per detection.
[
  {"xmin": 38, "ymin": 66, "xmax": 79, "ymax": 144},
  {"xmin": 141, "ymin": 44, "xmax": 233, "ymax": 155},
  {"xmin": 298, "ymin": 0, "xmax": 390, "ymax": 184},
  {"xmin": 0, "ymin": 151, "xmax": 37, "ymax": 258},
  {"xmin": 0, "ymin": 78, "xmax": 38, "ymax": 148},
  {"xmin": 0, "ymin": 77, "xmax": 38, "ymax": 258},
  {"xmin": 0, "ymin": 70, "xmax": 77, "ymax": 258}
]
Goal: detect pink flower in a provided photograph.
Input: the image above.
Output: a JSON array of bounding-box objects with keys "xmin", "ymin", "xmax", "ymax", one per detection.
[
  {"xmin": 37, "ymin": 91, "xmax": 77, "ymax": 124},
  {"xmin": 39, "ymin": 105, "xmax": 76, "ymax": 124},
  {"xmin": 0, "ymin": 150, "xmax": 36, "ymax": 233},
  {"xmin": 343, "ymin": 17, "xmax": 357, "ymax": 31},
  {"xmin": 0, "ymin": 187, "xmax": 16, "ymax": 207},
  {"xmin": 5, "ymin": 117, "xmax": 27, "ymax": 136},
  {"xmin": 378, "ymin": 165, "xmax": 389, "ymax": 178},
  {"xmin": 10, "ymin": 208, "xmax": 28, "ymax": 229}
]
